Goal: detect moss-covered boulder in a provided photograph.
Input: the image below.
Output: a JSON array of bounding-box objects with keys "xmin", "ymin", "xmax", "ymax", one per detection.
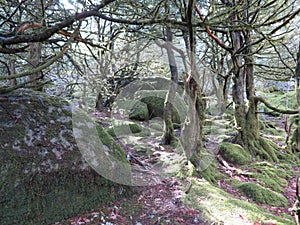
[
  {"xmin": 130, "ymin": 90, "xmax": 187, "ymax": 124},
  {"xmin": 219, "ymin": 142, "xmax": 252, "ymax": 165},
  {"xmin": 106, "ymin": 121, "xmax": 143, "ymax": 137},
  {"xmin": 236, "ymin": 182, "xmax": 288, "ymax": 207},
  {"xmin": 0, "ymin": 89, "xmax": 130, "ymax": 225},
  {"xmin": 128, "ymin": 101, "xmax": 149, "ymax": 121}
]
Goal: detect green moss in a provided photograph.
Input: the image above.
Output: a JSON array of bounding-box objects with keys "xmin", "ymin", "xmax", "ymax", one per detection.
[
  {"xmin": 242, "ymin": 162, "xmax": 291, "ymax": 192},
  {"xmin": 141, "ymin": 96, "xmax": 181, "ymax": 123},
  {"xmin": 236, "ymin": 182, "xmax": 288, "ymax": 207},
  {"xmin": 256, "ymin": 137, "xmax": 279, "ymax": 162},
  {"xmin": 182, "ymin": 178, "xmax": 293, "ymax": 225},
  {"xmin": 129, "ymin": 101, "xmax": 149, "ymax": 121},
  {"xmin": 219, "ymin": 142, "xmax": 252, "ymax": 165},
  {"xmin": 258, "ymin": 120, "xmax": 265, "ymax": 130},
  {"xmin": 106, "ymin": 122, "xmax": 142, "ymax": 137},
  {"xmin": 96, "ymin": 124, "xmax": 127, "ymax": 162},
  {"xmin": 1, "ymin": 162, "xmax": 129, "ymax": 225},
  {"xmin": 149, "ymin": 122, "xmax": 163, "ymax": 131},
  {"xmin": 134, "ymin": 90, "xmax": 188, "ymax": 124},
  {"xmin": 259, "ymin": 91, "xmax": 297, "ymax": 116},
  {"xmin": 290, "ymin": 127, "xmax": 299, "ymax": 152}
]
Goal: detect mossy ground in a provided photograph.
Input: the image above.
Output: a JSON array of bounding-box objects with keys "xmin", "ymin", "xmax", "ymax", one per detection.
[
  {"xmin": 182, "ymin": 178, "xmax": 294, "ymax": 225},
  {"xmin": 236, "ymin": 182, "xmax": 288, "ymax": 207}
]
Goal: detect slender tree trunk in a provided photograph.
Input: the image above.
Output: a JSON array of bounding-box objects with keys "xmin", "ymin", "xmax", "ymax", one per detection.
[
  {"xmin": 163, "ymin": 2, "xmax": 178, "ymax": 145},
  {"xmin": 243, "ymin": 30, "xmax": 259, "ymax": 146},
  {"xmin": 296, "ymin": 40, "xmax": 300, "ymax": 152},
  {"xmin": 29, "ymin": 42, "xmax": 43, "ymax": 91},
  {"xmin": 182, "ymin": 0, "xmax": 206, "ymax": 167},
  {"xmin": 8, "ymin": 57, "xmax": 17, "ymax": 86}
]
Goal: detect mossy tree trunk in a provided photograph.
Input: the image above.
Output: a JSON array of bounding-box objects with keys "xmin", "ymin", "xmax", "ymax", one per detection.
[
  {"xmin": 296, "ymin": 39, "xmax": 300, "ymax": 152},
  {"xmin": 231, "ymin": 15, "xmax": 278, "ymax": 161},
  {"xmin": 183, "ymin": 0, "xmax": 206, "ymax": 167}
]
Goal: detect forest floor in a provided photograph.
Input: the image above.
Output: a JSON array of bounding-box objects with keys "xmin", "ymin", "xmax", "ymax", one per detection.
[{"xmin": 54, "ymin": 111, "xmax": 300, "ymax": 225}]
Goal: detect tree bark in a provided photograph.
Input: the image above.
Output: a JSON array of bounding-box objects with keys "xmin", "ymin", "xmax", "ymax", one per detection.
[
  {"xmin": 8, "ymin": 57, "xmax": 17, "ymax": 86},
  {"xmin": 296, "ymin": 39, "xmax": 300, "ymax": 152},
  {"xmin": 162, "ymin": 2, "xmax": 178, "ymax": 145},
  {"xmin": 29, "ymin": 42, "xmax": 43, "ymax": 91}
]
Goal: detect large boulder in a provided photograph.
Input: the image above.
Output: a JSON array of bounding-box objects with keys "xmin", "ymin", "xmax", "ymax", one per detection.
[
  {"xmin": 0, "ymin": 89, "xmax": 130, "ymax": 225},
  {"xmin": 129, "ymin": 90, "xmax": 187, "ymax": 124}
]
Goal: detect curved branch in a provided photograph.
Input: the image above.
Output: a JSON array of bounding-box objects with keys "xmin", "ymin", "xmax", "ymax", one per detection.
[
  {"xmin": 0, "ymin": 26, "xmax": 80, "ymax": 81},
  {"xmin": 0, "ymin": 0, "xmax": 196, "ymax": 47},
  {"xmin": 0, "ymin": 45, "xmax": 29, "ymax": 54},
  {"xmin": 255, "ymin": 96, "xmax": 298, "ymax": 114},
  {"xmin": 195, "ymin": 6, "xmax": 232, "ymax": 52},
  {"xmin": 0, "ymin": 0, "xmax": 117, "ymax": 46}
]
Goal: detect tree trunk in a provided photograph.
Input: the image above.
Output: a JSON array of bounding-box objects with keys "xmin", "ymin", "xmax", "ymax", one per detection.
[
  {"xmin": 296, "ymin": 39, "xmax": 300, "ymax": 152},
  {"xmin": 162, "ymin": 18, "xmax": 178, "ymax": 145},
  {"xmin": 95, "ymin": 92, "xmax": 104, "ymax": 111},
  {"xmin": 182, "ymin": 0, "xmax": 206, "ymax": 167},
  {"xmin": 231, "ymin": 20, "xmax": 278, "ymax": 161},
  {"xmin": 8, "ymin": 57, "xmax": 17, "ymax": 86},
  {"xmin": 29, "ymin": 42, "xmax": 43, "ymax": 91},
  {"xmin": 231, "ymin": 30, "xmax": 247, "ymax": 143}
]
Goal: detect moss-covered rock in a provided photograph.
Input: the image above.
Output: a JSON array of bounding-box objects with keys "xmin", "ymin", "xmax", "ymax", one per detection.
[
  {"xmin": 131, "ymin": 90, "xmax": 187, "ymax": 124},
  {"xmin": 219, "ymin": 142, "xmax": 252, "ymax": 165},
  {"xmin": 0, "ymin": 89, "xmax": 130, "ymax": 225},
  {"xmin": 236, "ymin": 182, "xmax": 288, "ymax": 207},
  {"xmin": 128, "ymin": 101, "xmax": 149, "ymax": 121},
  {"xmin": 149, "ymin": 122, "xmax": 163, "ymax": 131},
  {"xmin": 106, "ymin": 121, "xmax": 143, "ymax": 137}
]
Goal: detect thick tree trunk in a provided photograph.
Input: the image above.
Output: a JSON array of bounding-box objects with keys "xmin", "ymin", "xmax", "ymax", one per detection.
[
  {"xmin": 231, "ymin": 30, "xmax": 247, "ymax": 143},
  {"xmin": 232, "ymin": 28, "xmax": 278, "ymax": 161}
]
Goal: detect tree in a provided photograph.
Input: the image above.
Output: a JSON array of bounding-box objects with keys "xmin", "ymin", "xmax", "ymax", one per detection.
[{"xmin": 195, "ymin": 0, "xmax": 300, "ymax": 160}]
